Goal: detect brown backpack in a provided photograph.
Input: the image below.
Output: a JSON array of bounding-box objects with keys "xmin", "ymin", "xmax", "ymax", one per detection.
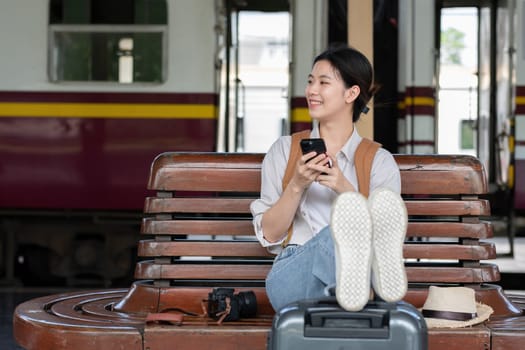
[{"xmin": 281, "ymin": 130, "xmax": 381, "ymax": 246}]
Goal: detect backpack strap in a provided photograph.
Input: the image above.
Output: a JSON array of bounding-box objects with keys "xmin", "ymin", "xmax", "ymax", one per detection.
[
  {"xmin": 282, "ymin": 129, "xmax": 311, "ymax": 191},
  {"xmin": 281, "ymin": 129, "xmax": 311, "ymax": 247},
  {"xmin": 354, "ymin": 138, "xmax": 381, "ymax": 198}
]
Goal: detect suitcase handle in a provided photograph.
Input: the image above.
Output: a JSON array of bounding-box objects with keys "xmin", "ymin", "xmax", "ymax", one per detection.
[{"xmin": 305, "ymin": 311, "xmax": 389, "ymax": 339}]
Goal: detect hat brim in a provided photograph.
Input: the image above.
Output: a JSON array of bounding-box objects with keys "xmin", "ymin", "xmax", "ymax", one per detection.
[{"xmin": 421, "ymin": 303, "xmax": 494, "ymax": 328}]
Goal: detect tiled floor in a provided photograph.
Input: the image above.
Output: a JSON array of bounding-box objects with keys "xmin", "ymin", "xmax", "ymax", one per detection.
[
  {"xmin": 3, "ymin": 236, "xmax": 525, "ymax": 349},
  {"xmin": 1, "ymin": 289, "xmax": 55, "ymax": 350}
]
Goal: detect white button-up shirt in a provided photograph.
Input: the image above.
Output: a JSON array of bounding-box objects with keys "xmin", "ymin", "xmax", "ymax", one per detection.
[{"xmin": 250, "ymin": 126, "xmax": 401, "ymax": 254}]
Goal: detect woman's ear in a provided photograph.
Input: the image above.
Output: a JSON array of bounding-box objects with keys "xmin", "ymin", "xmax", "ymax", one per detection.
[{"xmin": 345, "ymin": 85, "xmax": 360, "ymax": 103}]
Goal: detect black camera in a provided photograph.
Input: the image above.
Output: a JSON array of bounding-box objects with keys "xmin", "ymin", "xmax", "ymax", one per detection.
[{"xmin": 207, "ymin": 288, "xmax": 257, "ymax": 322}]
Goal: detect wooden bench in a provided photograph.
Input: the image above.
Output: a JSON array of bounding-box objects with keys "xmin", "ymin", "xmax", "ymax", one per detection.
[{"xmin": 13, "ymin": 152, "xmax": 525, "ymax": 350}]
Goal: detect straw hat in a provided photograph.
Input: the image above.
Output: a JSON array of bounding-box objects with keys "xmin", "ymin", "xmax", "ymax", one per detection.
[{"xmin": 421, "ymin": 286, "xmax": 494, "ymax": 328}]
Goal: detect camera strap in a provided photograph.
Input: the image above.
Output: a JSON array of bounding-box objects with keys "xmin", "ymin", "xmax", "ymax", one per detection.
[
  {"xmin": 145, "ymin": 311, "xmax": 185, "ymax": 325},
  {"xmin": 281, "ymin": 130, "xmax": 381, "ymax": 247},
  {"xmin": 145, "ymin": 299, "xmax": 235, "ymax": 326},
  {"xmin": 145, "ymin": 306, "xmax": 205, "ymax": 326}
]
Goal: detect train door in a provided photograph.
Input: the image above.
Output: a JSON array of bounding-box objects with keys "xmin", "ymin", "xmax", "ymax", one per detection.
[
  {"xmin": 478, "ymin": 0, "xmax": 512, "ymax": 188},
  {"xmin": 436, "ymin": 0, "xmax": 513, "ymax": 188},
  {"xmin": 493, "ymin": 0, "xmax": 513, "ymax": 189},
  {"xmin": 217, "ymin": 0, "xmax": 291, "ymax": 152}
]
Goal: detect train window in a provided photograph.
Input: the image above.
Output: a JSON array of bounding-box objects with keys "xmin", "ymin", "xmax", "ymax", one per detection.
[
  {"xmin": 48, "ymin": 0, "xmax": 167, "ymax": 83},
  {"xmin": 437, "ymin": 7, "xmax": 478, "ymax": 156}
]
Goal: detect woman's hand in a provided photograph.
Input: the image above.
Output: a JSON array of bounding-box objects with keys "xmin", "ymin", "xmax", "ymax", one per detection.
[
  {"xmin": 309, "ymin": 153, "xmax": 356, "ymax": 194},
  {"xmin": 287, "ymin": 151, "xmax": 324, "ymax": 192}
]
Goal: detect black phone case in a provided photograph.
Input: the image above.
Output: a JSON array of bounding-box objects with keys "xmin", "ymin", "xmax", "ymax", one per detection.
[{"xmin": 300, "ymin": 138, "xmax": 327, "ymax": 154}]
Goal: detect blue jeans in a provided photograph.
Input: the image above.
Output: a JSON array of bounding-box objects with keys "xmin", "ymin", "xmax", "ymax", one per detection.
[{"xmin": 265, "ymin": 225, "xmax": 336, "ymax": 311}]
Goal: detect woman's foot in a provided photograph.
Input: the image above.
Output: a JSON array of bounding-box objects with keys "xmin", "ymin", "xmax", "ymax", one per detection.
[
  {"xmin": 369, "ymin": 188, "xmax": 408, "ymax": 302},
  {"xmin": 330, "ymin": 191, "xmax": 373, "ymax": 311}
]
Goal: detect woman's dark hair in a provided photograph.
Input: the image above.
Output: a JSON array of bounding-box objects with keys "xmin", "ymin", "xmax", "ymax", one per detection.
[{"xmin": 313, "ymin": 44, "xmax": 378, "ymax": 122}]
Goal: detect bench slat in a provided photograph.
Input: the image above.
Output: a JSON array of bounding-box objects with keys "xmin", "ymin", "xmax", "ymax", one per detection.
[
  {"xmin": 144, "ymin": 197, "xmax": 490, "ymax": 216},
  {"xmin": 407, "ymin": 263, "xmax": 500, "ymax": 283},
  {"xmin": 144, "ymin": 197, "xmax": 253, "ymax": 214},
  {"xmin": 406, "ymin": 222, "xmax": 492, "ymax": 239},
  {"xmin": 138, "ymin": 240, "xmax": 273, "ymax": 258},
  {"xmin": 396, "ymin": 154, "xmax": 487, "ymax": 194},
  {"xmin": 135, "ymin": 261, "xmax": 271, "ymax": 280},
  {"xmin": 141, "ymin": 218, "xmax": 492, "ymax": 239},
  {"xmin": 403, "ymin": 242, "xmax": 496, "ymax": 260},
  {"xmin": 149, "ymin": 153, "xmax": 487, "ymax": 195},
  {"xmin": 135, "ymin": 260, "xmax": 500, "ymax": 283},
  {"xmin": 141, "ymin": 218, "xmax": 253, "ymax": 236},
  {"xmin": 137, "ymin": 240, "xmax": 496, "ymax": 261},
  {"xmin": 152, "ymin": 168, "xmax": 261, "ymax": 192},
  {"xmin": 404, "ymin": 199, "xmax": 490, "ymax": 216}
]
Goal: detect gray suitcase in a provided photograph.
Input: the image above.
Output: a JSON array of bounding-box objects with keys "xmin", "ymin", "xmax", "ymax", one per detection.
[{"xmin": 268, "ymin": 298, "xmax": 427, "ymax": 350}]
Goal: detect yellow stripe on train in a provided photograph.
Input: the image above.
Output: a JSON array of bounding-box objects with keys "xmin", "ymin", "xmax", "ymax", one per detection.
[
  {"xmin": 0, "ymin": 102, "xmax": 216, "ymax": 119},
  {"xmin": 291, "ymin": 107, "xmax": 311, "ymax": 123},
  {"xmin": 515, "ymin": 96, "xmax": 525, "ymax": 105},
  {"xmin": 398, "ymin": 96, "xmax": 435, "ymax": 109}
]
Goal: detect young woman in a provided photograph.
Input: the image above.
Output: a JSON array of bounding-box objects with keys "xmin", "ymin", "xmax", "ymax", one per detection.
[{"xmin": 250, "ymin": 44, "xmax": 408, "ymax": 312}]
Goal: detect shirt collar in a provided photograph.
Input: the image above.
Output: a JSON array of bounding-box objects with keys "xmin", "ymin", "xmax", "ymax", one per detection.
[{"xmin": 311, "ymin": 123, "xmax": 362, "ymax": 163}]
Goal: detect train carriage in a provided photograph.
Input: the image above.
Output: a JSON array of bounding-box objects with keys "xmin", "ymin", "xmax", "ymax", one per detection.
[{"xmin": 0, "ymin": 0, "xmax": 522, "ymax": 286}]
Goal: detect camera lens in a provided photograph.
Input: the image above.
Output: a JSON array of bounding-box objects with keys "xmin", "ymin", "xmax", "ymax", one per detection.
[
  {"xmin": 207, "ymin": 288, "xmax": 257, "ymax": 321},
  {"xmin": 236, "ymin": 291, "xmax": 257, "ymax": 318}
]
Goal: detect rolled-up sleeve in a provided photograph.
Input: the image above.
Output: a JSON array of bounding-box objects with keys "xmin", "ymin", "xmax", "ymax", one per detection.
[{"xmin": 250, "ymin": 136, "xmax": 291, "ymax": 250}]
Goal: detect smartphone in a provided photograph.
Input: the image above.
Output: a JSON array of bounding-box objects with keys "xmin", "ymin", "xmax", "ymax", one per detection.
[
  {"xmin": 300, "ymin": 138, "xmax": 327, "ymax": 155},
  {"xmin": 300, "ymin": 138, "xmax": 331, "ymax": 167}
]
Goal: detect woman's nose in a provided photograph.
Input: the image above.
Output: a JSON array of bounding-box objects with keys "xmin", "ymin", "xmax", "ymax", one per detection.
[{"xmin": 306, "ymin": 85, "xmax": 318, "ymax": 95}]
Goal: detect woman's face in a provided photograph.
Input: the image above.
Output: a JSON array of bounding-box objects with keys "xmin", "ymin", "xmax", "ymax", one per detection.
[{"xmin": 305, "ymin": 60, "xmax": 356, "ymax": 122}]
